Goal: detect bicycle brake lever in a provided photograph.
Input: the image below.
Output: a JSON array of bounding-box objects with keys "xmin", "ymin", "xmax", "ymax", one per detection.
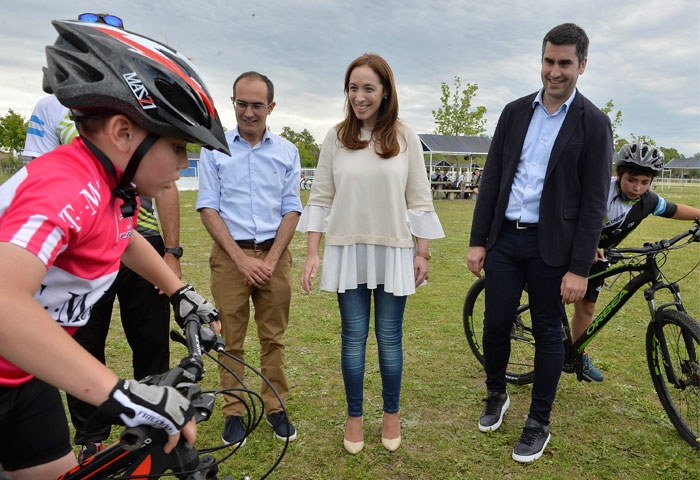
[
  {"xmin": 170, "ymin": 326, "xmax": 224, "ymax": 353},
  {"xmin": 191, "ymin": 393, "xmax": 216, "ymax": 423}
]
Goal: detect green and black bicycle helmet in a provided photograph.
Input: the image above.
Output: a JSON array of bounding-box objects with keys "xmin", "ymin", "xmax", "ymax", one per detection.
[
  {"xmin": 616, "ymin": 142, "xmax": 664, "ymax": 173},
  {"xmin": 42, "ymin": 19, "xmax": 229, "ymax": 154}
]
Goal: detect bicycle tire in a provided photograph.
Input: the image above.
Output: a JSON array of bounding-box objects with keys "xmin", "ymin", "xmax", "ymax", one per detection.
[
  {"xmin": 462, "ymin": 277, "xmax": 536, "ymax": 385},
  {"xmin": 646, "ymin": 309, "xmax": 700, "ymax": 450}
]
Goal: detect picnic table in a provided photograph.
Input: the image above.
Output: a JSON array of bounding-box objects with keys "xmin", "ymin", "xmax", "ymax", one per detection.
[{"xmin": 431, "ymin": 181, "xmax": 475, "ymax": 200}]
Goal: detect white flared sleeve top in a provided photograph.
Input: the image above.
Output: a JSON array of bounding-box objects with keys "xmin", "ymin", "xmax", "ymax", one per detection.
[{"xmin": 297, "ymin": 121, "xmax": 444, "ymax": 296}]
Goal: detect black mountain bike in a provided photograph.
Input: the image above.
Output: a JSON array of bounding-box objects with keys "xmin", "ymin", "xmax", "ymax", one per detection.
[
  {"xmin": 56, "ymin": 314, "xmax": 288, "ymax": 479},
  {"xmin": 463, "ymin": 220, "xmax": 700, "ymax": 449}
]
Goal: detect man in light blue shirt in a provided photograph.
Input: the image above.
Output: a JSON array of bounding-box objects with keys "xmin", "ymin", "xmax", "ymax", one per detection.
[
  {"xmin": 505, "ymin": 89, "xmax": 575, "ymax": 224},
  {"xmin": 197, "ymin": 71, "xmax": 302, "ymax": 447}
]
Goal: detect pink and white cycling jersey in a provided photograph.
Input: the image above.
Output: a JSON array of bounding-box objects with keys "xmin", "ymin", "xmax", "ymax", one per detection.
[{"xmin": 0, "ymin": 138, "xmax": 135, "ymax": 386}]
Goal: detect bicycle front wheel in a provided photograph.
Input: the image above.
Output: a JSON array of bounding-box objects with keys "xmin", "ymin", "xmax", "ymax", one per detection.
[
  {"xmin": 646, "ymin": 309, "xmax": 700, "ymax": 450},
  {"xmin": 462, "ymin": 277, "xmax": 536, "ymax": 385}
]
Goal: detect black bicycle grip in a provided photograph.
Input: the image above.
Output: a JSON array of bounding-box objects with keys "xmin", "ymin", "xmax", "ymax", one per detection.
[{"xmin": 184, "ymin": 313, "xmax": 203, "ymax": 360}]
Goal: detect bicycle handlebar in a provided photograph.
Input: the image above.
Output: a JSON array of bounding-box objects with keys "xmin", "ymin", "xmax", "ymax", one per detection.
[
  {"xmin": 119, "ymin": 314, "xmax": 223, "ymax": 451},
  {"xmin": 605, "ymin": 219, "xmax": 700, "ymax": 262},
  {"xmin": 66, "ymin": 313, "xmax": 282, "ymax": 478}
]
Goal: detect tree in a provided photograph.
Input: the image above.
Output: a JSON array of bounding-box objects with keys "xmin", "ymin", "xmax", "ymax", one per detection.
[
  {"xmin": 630, "ymin": 133, "xmax": 656, "ymax": 146},
  {"xmin": 600, "ymin": 99, "xmax": 623, "ymax": 142},
  {"xmin": 280, "ymin": 126, "xmax": 320, "ymax": 168},
  {"xmin": 186, "ymin": 143, "xmax": 202, "ymax": 153},
  {"xmin": 659, "ymin": 147, "xmax": 680, "ymax": 163},
  {"xmin": 614, "ymin": 138, "xmax": 629, "ymax": 152},
  {"xmin": 432, "ymin": 76, "xmax": 487, "ymax": 136},
  {"xmin": 0, "ymin": 109, "xmax": 28, "ymax": 155}
]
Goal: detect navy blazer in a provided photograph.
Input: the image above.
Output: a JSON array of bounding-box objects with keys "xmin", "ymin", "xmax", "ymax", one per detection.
[{"xmin": 469, "ymin": 90, "xmax": 613, "ymax": 277}]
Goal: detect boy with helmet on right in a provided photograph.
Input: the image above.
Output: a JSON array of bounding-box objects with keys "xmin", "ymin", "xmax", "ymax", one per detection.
[
  {"xmin": 0, "ymin": 19, "xmax": 228, "ymax": 478},
  {"xmin": 571, "ymin": 142, "xmax": 700, "ymax": 381}
]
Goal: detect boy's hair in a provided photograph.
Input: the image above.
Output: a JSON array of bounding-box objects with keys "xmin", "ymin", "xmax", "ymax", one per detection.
[
  {"xmin": 616, "ymin": 163, "xmax": 658, "ymax": 179},
  {"xmin": 71, "ymin": 110, "xmax": 120, "ymax": 136}
]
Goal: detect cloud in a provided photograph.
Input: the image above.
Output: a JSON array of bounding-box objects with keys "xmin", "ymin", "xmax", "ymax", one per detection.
[{"xmin": 1, "ymin": 0, "xmax": 698, "ymax": 155}]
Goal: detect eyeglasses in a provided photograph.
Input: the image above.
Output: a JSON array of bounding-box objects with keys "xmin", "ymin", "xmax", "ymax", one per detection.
[
  {"xmin": 231, "ymin": 100, "xmax": 271, "ymax": 112},
  {"xmin": 78, "ymin": 13, "xmax": 124, "ymax": 28}
]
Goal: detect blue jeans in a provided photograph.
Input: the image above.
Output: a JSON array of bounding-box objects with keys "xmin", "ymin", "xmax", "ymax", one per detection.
[
  {"xmin": 483, "ymin": 224, "xmax": 566, "ymax": 425},
  {"xmin": 337, "ymin": 284, "xmax": 407, "ymax": 417}
]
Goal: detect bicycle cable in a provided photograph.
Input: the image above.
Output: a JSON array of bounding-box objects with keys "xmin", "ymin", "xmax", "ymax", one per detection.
[{"xmin": 103, "ymin": 338, "xmax": 288, "ymax": 480}]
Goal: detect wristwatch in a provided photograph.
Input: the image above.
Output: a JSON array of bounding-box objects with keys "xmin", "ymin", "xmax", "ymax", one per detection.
[
  {"xmin": 164, "ymin": 246, "xmax": 184, "ymax": 259},
  {"xmin": 416, "ymin": 251, "xmax": 431, "ymax": 261}
]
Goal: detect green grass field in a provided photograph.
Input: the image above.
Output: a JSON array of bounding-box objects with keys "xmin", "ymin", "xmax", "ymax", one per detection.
[{"xmin": 4, "ymin": 177, "xmax": 680, "ymax": 478}]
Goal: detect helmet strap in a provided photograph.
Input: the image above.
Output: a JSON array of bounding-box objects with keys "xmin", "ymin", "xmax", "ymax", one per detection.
[
  {"xmin": 115, "ymin": 133, "xmax": 159, "ymax": 217},
  {"xmin": 82, "ymin": 133, "xmax": 159, "ymax": 217}
]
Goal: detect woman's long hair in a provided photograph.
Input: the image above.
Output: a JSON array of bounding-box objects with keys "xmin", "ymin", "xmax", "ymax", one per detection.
[{"xmin": 337, "ymin": 53, "xmax": 400, "ymax": 159}]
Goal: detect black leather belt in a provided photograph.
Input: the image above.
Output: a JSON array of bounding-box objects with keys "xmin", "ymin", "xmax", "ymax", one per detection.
[
  {"xmin": 505, "ymin": 219, "xmax": 538, "ymax": 230},
  {"xmin": 235, "ymin": 238, "xmax": 274, "ymax": 251}
]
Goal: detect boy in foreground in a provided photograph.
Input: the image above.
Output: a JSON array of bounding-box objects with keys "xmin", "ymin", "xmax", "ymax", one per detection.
[{"xmin": 0, "ymin": 19, "xmax": 228, "ymax": 478}]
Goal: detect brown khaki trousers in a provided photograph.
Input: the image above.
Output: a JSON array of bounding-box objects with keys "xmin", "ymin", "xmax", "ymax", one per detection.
[{"xmin": 209, "ymin": 242, "xmax": 292, "ymax": 417}]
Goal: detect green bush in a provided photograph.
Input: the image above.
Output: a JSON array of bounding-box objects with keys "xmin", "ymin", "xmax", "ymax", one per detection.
[{"xmin": 0, "ymin": 155, "xmax": 23, "ymax": 176}]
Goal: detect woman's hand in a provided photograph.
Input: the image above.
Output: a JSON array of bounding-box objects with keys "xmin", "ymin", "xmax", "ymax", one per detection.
[
  {"xmin": 301, "ymin": 254, "xmax": 320, "ymax": 292},
  {"xmin": 414, "ymin": 255, "xmax": 428, "ymax": 286}
]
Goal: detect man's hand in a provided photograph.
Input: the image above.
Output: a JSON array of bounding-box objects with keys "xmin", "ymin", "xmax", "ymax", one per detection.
[
  {"xmin": 560, "ymin": 272, "xmax": 587, "ymax": 304},
  {"xmin": 170, "ymin": 284, "xmax": 220, "ymax": 327},
  {"xmin": 235, "ymin": 255, "xmax": 273, "ymax": 287},
  {"xmin": 467, "ymin": 246, "xmax": 486, "ymax": 278}
]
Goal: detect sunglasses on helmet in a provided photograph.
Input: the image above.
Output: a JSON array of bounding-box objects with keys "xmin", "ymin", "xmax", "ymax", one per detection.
[{"xmin": 78, "ymin": 13, "xmax": 124, "ymax": 28}]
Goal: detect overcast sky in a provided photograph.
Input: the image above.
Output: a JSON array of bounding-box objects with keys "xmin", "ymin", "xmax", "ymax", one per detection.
[{"xmin": 1, "ymin": 0, "xmax": 698, "ymax": 156}]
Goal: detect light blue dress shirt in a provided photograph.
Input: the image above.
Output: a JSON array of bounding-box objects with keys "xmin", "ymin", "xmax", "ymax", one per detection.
[
  {"xmin": 505, "ymin": 88, "xmax": 576, "ymax": 223},
  {"xmin": 196, "ymin": 127, "xmax": 302, "ymax": 242}
]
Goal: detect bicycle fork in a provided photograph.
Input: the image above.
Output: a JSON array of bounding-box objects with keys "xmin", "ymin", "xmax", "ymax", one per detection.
[{"xmin": 646, "ymin": 282, "xmax": 695, "ymax": 389}]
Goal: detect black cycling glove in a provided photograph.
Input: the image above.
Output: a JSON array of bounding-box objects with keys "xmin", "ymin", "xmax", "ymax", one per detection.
[
  {"xmin": 170, "ymin": 284, "xmax": 219, "ymax": 327},
  {"xmin": 93, "ymin": 379, "xmax": 194, "ymax": 435}
]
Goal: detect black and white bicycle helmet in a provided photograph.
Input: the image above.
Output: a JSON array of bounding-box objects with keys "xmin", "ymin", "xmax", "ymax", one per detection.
[
  {"xmin": 615, "ymin": 142, "xmax": 664, "ymax": 173},
  {"xmin": 43, "ymin": 19, "xmax": 229, "ymax": 154}
]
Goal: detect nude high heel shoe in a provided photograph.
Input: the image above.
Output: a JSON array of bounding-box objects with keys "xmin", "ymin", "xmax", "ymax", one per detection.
[
  {"xmin": 344, "ymin": 438, "xmax": 365, "ymax": 455},
  {"xmin": 382, "ymin": 412, "xmax": 401, "ymax": 452},
  {"xmin": 344, "ymin": 416, "xmax": 364, "ymax": 455}
]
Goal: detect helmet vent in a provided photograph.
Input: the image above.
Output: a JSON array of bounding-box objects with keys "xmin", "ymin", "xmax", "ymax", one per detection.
[{"xmin": 155, "ymin": 78, "xmax": 207, "ymax": 127}]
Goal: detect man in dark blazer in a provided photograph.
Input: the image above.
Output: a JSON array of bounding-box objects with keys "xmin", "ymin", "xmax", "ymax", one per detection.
[{"xmin": 467, "ymin": 23, "xmax": 613, "ymax": 463}]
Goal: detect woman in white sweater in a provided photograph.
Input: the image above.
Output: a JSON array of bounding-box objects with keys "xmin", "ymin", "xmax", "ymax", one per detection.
[{"xmin": 298, "ymin": 53, "xmax": 444, "ymax": 454}]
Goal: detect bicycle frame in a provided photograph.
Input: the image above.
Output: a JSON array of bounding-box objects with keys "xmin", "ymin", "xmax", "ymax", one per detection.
[
  {"xmin": 57, "ymin": 392, "xmax": 218, "ymax": 479},
  {"xmin": 571, "ymin": 256, "xmax": 683, "ymax": 354}
]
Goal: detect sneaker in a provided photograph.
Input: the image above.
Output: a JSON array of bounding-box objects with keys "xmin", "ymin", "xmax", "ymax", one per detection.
[
  {"xmin": 581, "ymin": 351, "xmax": 604, "ymax": 382},
  {"xmin": 478, "ymin": 391, "xmax": 510, "ymax": 432},
  {"xmin": 266, "ymin": 410, "xmax": 297, "ymax": 441},
  {"xmin": 77, "ymin": 441, "xmax": 104, "ymax": 462},
  {"xmin": 512, "ymin": 417, "xmax": 551, "ymax": 463},
  {"xmin": 222, "ymin": 415, "xmax": 247, "ymax": 447}
]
